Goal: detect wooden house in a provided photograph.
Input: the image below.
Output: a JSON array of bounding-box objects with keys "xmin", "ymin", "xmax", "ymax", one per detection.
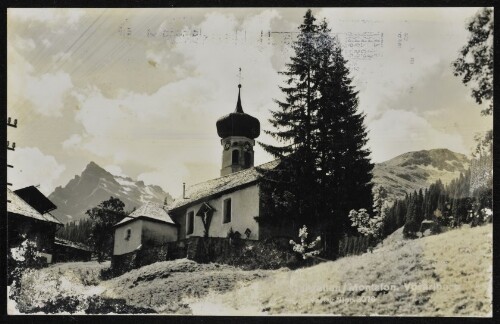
[
  {"xmin": 7, "ymin": 187, "xmax": 62, "ymax": 264},
  {"xmin": 53, "ymin": 237, "xmax": 93, "ymax": 262}
]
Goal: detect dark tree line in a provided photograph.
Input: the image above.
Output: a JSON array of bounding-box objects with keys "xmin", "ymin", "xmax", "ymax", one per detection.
[
  {"xmin": 56, "ymin": 218, "xmax": 94, "ymax": 244},
  {"xmin": 381, "ymin": 169, "xmax": 492, "ymax": 239}
]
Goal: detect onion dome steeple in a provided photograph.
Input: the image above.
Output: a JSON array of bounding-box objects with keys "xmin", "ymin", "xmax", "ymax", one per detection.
[{"xmin": 216, "ymin": 84, "xmax": 260, "ymax": 139}]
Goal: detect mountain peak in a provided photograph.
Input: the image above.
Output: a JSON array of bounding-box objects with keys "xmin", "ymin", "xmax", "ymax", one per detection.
[
  {"xmin": 84, "ymin": 161, "xmax": 106, "ymax": 172},
  {"xmin": 81, "ymin": 161, "xmax": 115, "ymax": 180},
  {"xmin": 49, "ymin": 162, "xmax": 173, "ymax": 223},
  {"xmin": 373, "ymin": 148, "xmax": 470, "ymax": 200}
]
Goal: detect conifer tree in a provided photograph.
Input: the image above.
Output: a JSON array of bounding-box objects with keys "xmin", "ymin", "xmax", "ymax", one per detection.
[
  {"xmin": 259, "ymin": 9, "xmax": 320, "ymax": 231},
  {"xmin": 259, "ymin": 10, "xmax": 373, "ymax": 257}
]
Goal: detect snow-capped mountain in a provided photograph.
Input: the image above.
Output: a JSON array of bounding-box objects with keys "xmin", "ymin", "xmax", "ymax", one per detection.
[
  {"xmin": 372, "ymin": 148, "xmax": 470, "ymax": 199},
  {"xmin": 48, "ymin": 162, "xmax": 173, "ymax": 223}
]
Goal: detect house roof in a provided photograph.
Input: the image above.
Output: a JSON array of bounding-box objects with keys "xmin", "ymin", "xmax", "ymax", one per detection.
[
  {"xmin": 114, "ymin": 202, "xmax": 176, "ymax": 227},
  {"xmin": 54, "ymin": 237, "xmax": 93, "ymax": 252},
  {"xmin": 169, "ymin": 159, "xmax": 279, "ymax": 212},
  {"xmin": 14, "ymin": 186, "xmax": 57, "ymax": 214},
  {"xmin": 7, "ymin": 188, "xmax": 62, "ymax": 225}
]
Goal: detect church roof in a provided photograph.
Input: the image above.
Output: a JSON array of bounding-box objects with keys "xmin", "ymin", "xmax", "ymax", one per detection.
[
  {"xmin": 169, "ymin": 160, "xmax": 279, "ymax": 212},
  {"xmin": 7, "ymin": 188, "xmax": 62, "ymax": 225},
  {"xmin": 114, "ymin": 201, "xmax": 176, "ymax": 227},
  {"xmin": 216, "ymin": 84, "xmax": 260, "ymax": 139}
]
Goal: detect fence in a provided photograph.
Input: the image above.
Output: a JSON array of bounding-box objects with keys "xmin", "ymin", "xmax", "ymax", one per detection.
[{"xmin": 338, "ymin": 235, "xmax": 375, "ymax": 257}]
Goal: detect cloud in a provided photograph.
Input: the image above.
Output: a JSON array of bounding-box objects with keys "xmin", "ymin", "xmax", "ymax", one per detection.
[
  {"xmin": 7, "ymin": 44, "xmax": 33, "ymax": 107},
  {"xmin": 8, "ymin": 40, "xmax": 74, "ymax": 117},
  {"xmin": 8, "ymin": 8, "xmax": 84, "ymax": 26},
  {"xmin": 138, "ymin": 169, "xmax": 189, "ymax": 195},
  {"xmin": 24, "ymin": 71, "xmax": 74, "ymax": 117},
  {"xmin": 13, "ymin": 36, "xmax": 36, "ymax": 51},
  {"xmin": 372, "ymin": 60, "xmax": 492, "ymax": 157},
  {"xmin": 62, "ymin": 134, "xmax": 83, "ymax": 149},
  {"xmin": 104, "ymin": 165, "xmax": 127, "ymax": 177},
  {"xmin": 8, "ymin": 147, "xmax": 66, "ymax": 195},
  {"xmin": 70, "ymin": 10, "xmax": 283, "ymax": 196},
  {"xmin": 42, "ymin": 38, "xmax": 52, "ymax": 48},
  {"xmin": 316, "ymin": 7, "xmax": 476, "ymax": 123},
  {"xmin": 146, "ymin": 49, "xmax": 169, "ymax": 68},
  {"xmin": 368, "ymin": 110, "xmax": 468, "ymax": 162},
  {"xmin": 10, "ymin": 8, "xmax": 485, "ymax": 196}
]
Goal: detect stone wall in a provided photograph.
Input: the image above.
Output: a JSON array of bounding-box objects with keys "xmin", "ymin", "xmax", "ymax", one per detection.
[{"xmin": 110, "ymin": 236, "xmax": 299, "ymax": 276}]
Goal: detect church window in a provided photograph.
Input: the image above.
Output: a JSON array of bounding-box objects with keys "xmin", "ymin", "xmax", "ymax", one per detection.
[
  {"xmin": 124, "ymin": 228, "xmax": 131, "ymax": 241},
  {"xmin": 223, "ymin": 198, "xmax": 232, "ymax": 224},
  {"xmin": 187, "ymin": 211, "xmax": 194, "ymax": 235},
  {"xmin": 232, "ymin": 150, "xmax": 239, "ymax": 165}
]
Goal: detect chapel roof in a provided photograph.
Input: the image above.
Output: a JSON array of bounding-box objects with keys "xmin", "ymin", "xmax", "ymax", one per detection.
[
  {"xmin": 114, "ymin": 201, "xmax": 176, "ymax": 227},
  {"xmin": 169, "ymin": 159, "xmax": 279, "ymax": 212}
]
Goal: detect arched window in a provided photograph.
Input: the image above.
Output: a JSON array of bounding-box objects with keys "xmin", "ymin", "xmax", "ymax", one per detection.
[
  {"xmin": 232, "ymin": 150, "xmax": 240, "ymax": 165},
  {"xmin": 244, "ymin": 152, "xmax": 252, "ymax": 167}
]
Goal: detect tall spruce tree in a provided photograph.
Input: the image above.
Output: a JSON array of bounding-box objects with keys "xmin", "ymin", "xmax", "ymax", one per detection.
[{"xmin": 259, "ymin": 10, "xmax": 373, "ymax": 257}]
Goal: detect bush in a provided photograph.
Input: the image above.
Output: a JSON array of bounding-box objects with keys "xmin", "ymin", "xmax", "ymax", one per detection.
[
  {"xmin": 239, "ymin": 238, "xmax": 300, "ymax": 270},
  {"xmin": 8, "ymin": 238, "xmax": 47, "ymax": 295},
  {"xmin": 289, "ymin": 225, "xmax": 321, "ymax": 260},
  {"xmin": 25, "ymin": 295, "xmax": 157, "ymax": 314},
  {"xmin": 471, "ymin": 207, "xmax": 493, "ymax": 227}
]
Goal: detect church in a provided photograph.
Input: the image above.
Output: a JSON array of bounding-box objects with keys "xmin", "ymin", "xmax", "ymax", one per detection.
[
  {"xmin": 168, "ymin": 84, "xmax": 286, "ymax": 241},
  {"xmin": 112, "ymin": 84, "xmax": 290, "ymax": 260}
]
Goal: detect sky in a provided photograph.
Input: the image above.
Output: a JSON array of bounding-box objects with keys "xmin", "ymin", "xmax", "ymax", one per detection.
[{"xmin": 7, "ymin": 7, "xmax": 493, "ymax": 197}]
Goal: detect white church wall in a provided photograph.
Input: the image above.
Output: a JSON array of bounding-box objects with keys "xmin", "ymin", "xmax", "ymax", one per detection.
[{"xmin": 178, "ymin": 184, "xmax": 261, "ymax": 240}]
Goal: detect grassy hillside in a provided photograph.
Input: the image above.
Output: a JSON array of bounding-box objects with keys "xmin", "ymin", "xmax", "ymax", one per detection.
[
  {"xmin": 189, "ymin": 224, "xmax": 492, "ymax": 316},
  {"xmin": 9, "ymin": 224, "xmax": 491, "ymax": 316}
]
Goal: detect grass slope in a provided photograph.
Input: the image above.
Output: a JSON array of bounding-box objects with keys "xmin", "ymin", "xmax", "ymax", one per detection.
[
  {"xmin": 100, "ymin": 259, "xmax": 274, "ymax": 313},
  {"xmin": 189, "ymin": 224, "xmax": 492, "ymax": 316}
]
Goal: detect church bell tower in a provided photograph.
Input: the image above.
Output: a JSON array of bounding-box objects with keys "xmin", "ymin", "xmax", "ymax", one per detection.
[{"xmin": 216, "ymin": 84, "xmax": 260, "ymax": 176}]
